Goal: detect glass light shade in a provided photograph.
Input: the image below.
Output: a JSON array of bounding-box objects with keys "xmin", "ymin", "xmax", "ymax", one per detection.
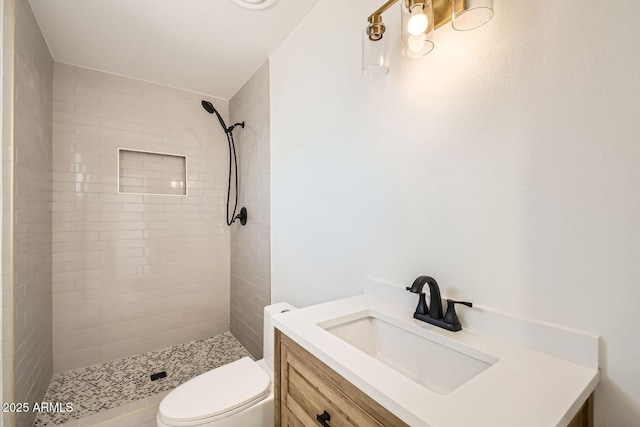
[
  {"xmin": 230, "ymin": 0, "xmax": 278, "ymax": 10},
  {"xmin": 362, "ymin": 28, "xmax": 390, "ymax": 79},
  {"xmin": 452, "ymin": 0, "xmax": 494, "ymax": 31},
  {"xmin": 401, "ymin": 1, "xmax": 434, "ymax": 58}
]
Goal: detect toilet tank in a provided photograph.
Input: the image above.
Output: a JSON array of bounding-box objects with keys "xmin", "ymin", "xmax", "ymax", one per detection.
[{"xmin": 263, "ymin": 302, "xmax": 295, "ymax": 369}]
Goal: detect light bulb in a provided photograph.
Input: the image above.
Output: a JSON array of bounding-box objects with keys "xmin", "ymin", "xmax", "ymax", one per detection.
[{"xmin": 407, "ymin": 9, "xmax": 428, "ymax": 35}]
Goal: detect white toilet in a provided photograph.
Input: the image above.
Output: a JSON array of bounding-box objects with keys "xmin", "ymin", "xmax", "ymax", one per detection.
[{"xmin": 157, "ymin": 302, "xmax": 295, "ymax": 427}]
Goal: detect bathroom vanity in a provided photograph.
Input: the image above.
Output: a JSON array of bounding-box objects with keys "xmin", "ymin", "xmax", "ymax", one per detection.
[
  {"xmin": 272, "ymin": 282, "xmax": 599, "ymax": 427},
  {"xmin": 274, "ymin": 329, "xmax": 593, "ymax": 427}
]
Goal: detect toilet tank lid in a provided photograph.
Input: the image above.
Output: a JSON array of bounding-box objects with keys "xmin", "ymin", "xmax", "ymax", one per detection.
[{"xmin": 158, "ymin": 357, "xmax": 270, "ymax": 423}]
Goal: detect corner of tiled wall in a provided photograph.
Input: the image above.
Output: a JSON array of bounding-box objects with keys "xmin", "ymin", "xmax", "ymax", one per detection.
[
  {"xmin": 1, "ymin": 0, "xmax": 13, "ymax": 424},
  {"xmin": 229, "ymin": 60, "xmax": 271, "ymax": 358},
  {"xmin": 7, "ymin": 0, "xmax": 55, "ymax": 426}
]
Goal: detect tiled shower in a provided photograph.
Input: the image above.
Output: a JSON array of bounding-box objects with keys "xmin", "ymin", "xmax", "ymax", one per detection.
[
  {"xmin": 51, "ymin": 62, "xmax": 232, "ymax": 372},
  {"xmin": 1, "ymin": 0, "xmax": 272, "ymax": 425}
]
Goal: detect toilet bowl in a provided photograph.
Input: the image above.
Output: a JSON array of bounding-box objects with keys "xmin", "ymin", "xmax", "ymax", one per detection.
[{"xmin": 157, "ymin": 302, "xmax": 295, "ymax": 427}]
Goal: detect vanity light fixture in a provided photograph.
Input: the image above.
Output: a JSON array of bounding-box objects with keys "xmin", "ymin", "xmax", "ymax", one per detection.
[
  {"xmin": 363, "ymin": 0, "xmax": 494, "ymax": 78},
  {"xmin": 230, "ymin": 0, "xmax": 278, "ymax": 10}
]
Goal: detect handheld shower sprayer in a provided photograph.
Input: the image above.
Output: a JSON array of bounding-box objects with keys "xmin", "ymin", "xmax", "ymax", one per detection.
[
  {"xmin": 201, "ymin": 101, "xmax": 245, "ymax": 135},
  {"xmin": 201, "ymin": 100, "xmax": 247, "ymax": 226},
  {"xmin": 201, "ymin": 100, "xmax": 216, "ymax": 114}
]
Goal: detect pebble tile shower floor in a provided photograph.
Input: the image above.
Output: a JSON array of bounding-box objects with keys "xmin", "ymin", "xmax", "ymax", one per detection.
[{"xmin": 34, "ymin": 332, "xmax": 252, "ymax": 426}]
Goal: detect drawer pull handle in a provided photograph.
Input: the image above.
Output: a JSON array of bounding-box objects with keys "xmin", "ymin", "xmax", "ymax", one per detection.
[{"xmin": 316, "ymin": 410, "xmax": 331, "ymax": 426}]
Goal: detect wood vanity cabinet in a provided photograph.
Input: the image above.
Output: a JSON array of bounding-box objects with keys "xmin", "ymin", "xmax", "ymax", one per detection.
[
  {"xmin": 274, "ymin": 329, "xmax": 408, "ymax": 427},
  {"xmin": 274, "ymin": 329, "xmax": 593, "ymax": 427},
  {"xmin": 566, "ymin": 395, "xmax": 594, "ymax": 427}
]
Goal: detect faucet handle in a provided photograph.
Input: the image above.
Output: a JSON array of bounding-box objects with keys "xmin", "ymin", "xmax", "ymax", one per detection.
[
  {"xmin": 406, "ymin": 276, "xmax": 429, "ymax": 293},
  {"xmin": 443, "ymin": 299, "xmax": 473, "ymax": 331}
]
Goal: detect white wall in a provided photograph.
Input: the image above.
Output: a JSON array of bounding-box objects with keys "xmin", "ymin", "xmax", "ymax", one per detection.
[{"xmin": 270, "ymin": 0, "xmax": 640, "ymax": 425}]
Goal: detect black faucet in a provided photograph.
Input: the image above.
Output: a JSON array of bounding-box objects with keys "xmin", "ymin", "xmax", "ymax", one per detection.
[{"xmin": 406, "ymin": 276, "xmax": 472, "ymax": 332}]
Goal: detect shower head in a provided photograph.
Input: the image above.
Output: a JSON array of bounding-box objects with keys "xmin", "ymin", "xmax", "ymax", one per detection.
[
  {"xmin": 202, "ymin": 99, "xmax": 229, "ymax": 133},
  {"xmin": 201, "ymin": 100, "xmax": 216, "ymax": 114},
  {"xmin": 201, "ymin": 99, "xmax": 244, "ymax": 134}
]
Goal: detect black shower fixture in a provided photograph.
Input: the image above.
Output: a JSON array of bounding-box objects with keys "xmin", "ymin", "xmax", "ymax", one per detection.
[
  {"xmin": 201, "ymin": 100, "xmax": 247, "ymax": 226},
  {"xmin": 236, "ymin": 207, "xmax": 248, "ymax": 226},
  {"xmin": 201, "ymin": 100, "xmax": 216, "ymax": 114},
  {"xmin": 201, "ymin": 100, "xmax": 245, "ymax": 135}
]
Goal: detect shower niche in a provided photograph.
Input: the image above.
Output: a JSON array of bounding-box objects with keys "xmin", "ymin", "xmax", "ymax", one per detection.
[{"xmin": 118, "ymin": 148, "xmax": 187, "ymax": 196}]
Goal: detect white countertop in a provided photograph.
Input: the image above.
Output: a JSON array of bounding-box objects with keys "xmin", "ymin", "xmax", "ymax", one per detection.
[{"xmin": 272, "ymin": 293, "xmax": 599, "ymax": 427}]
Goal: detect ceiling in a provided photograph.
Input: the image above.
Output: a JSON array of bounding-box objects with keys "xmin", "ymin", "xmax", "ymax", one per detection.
[{"xmin": 28, "ymin": 0, "xmax": 319, "ymax": 100}]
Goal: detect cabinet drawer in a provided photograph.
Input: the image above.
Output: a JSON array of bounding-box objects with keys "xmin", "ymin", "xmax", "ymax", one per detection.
[
  {"xmin": 285, "ymin": 349, "xmax": 382, "ymax": 426},
  {"xmin": 281, "ymin": 405, "xmax": 306, "ymax": 427},
  {"xmin": 275, "ymin": 330, "xmax": 407, "ymax": 427}
]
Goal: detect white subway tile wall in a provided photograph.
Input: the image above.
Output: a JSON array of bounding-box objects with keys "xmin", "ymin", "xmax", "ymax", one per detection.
[
  {"xmin": 52, "ymin": 63, "xmax": 231, "ymax": 372},
  {"xmin": 1, "ymin": 1, "xmax": 14, "ymax": 424},
  {"xmin": 9, "ymin": 1, "xmax": 54, "ymax": 426},
  {"xmin": 118, "ymin": 149, "xmax": 187, "ymax": 196},
  {"xmin": 229, "ymin": 61, "xmax": 271, "ymax": 358}
]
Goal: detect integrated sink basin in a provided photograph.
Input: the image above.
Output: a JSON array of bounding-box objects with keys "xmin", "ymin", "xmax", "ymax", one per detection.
[{"xmin": 318, "ymin": 310, "xmax": 498, "ymax": 395}]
